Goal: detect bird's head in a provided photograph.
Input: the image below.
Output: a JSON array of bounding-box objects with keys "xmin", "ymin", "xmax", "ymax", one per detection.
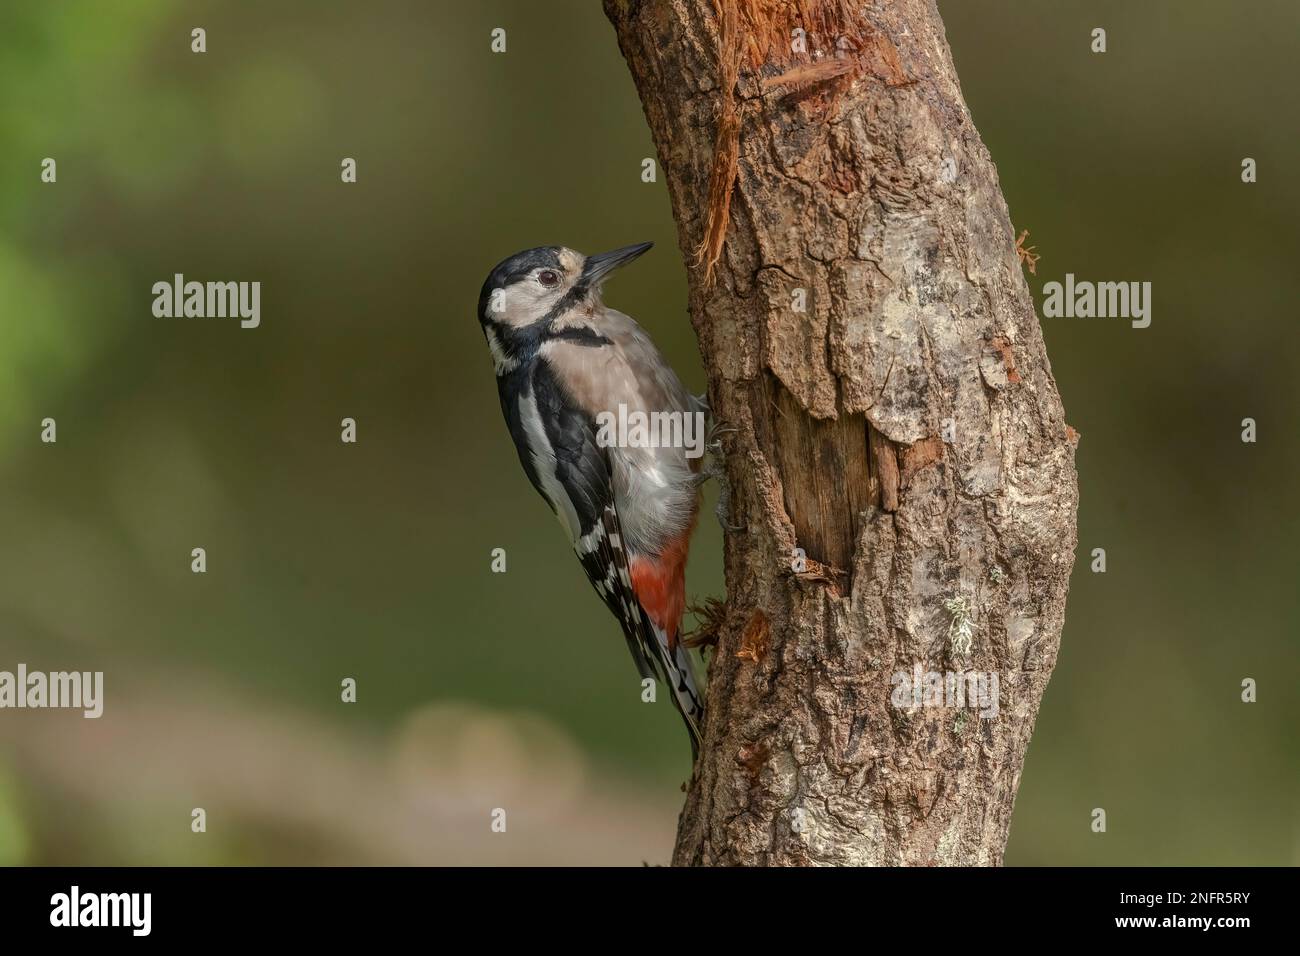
[{"xmin": 477, "ymin": 242, "xmax": 653, "ymax": 330}]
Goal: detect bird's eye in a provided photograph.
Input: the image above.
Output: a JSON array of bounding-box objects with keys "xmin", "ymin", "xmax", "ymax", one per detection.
[{"xmin": 538, "ymin": 270, "xmax": 559, "ymax": 288}]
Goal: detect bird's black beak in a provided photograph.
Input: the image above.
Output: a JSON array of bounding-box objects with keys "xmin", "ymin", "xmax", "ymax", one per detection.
[{"xmin": 581, "ymin": 241, "xmax": 653, "ymax": 286}]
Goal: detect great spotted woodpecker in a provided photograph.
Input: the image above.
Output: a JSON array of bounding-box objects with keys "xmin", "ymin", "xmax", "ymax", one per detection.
[{"xmin": 477, "ymin": 242, "xmax": 706, "ymax": 757}]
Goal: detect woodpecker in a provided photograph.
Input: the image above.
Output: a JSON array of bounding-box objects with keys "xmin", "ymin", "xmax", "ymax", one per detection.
[{"xmin": 477, "ymin": 242, "xmax": 706, "ymax": 757}]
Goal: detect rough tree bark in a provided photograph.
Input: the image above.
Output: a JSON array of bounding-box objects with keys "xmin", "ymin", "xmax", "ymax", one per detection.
[{"xmin": 604, "ymin": 0, "xmax": 1079, "ymax": 865}]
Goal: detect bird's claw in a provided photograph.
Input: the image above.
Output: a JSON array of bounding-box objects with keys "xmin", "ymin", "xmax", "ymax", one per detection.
[
  {"xmin": 707, "ymin": 422, "xmax": 738, "ymax": 445},
  {"xmin": 696, "ymin": 442, "xmax": 743, "ymax": 532}
]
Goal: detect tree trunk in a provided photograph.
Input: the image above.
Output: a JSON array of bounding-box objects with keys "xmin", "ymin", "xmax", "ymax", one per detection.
[{"xmin": 604, "ymin": 0, "xmax": 1079, "ymax": 866}]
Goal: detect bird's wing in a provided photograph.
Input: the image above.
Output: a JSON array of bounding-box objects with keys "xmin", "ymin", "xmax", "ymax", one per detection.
[{"xmin": 503, "ymin": 358, "xmax": 661, "ymax": 686}]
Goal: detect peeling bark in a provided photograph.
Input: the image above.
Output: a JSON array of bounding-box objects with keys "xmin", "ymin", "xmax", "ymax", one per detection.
[{"xmin": 605, "ymin": 0, "xmax": 1079, "ymax": 866}]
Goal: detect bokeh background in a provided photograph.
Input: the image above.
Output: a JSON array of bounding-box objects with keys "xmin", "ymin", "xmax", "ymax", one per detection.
[{"xmin": 0, "ymin": 0, "xmax": 1295, "ymax": 865}]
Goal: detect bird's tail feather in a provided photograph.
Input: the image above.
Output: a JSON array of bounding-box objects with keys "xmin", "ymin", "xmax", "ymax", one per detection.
[{"xmin": 646, "ymin": 618, "xmax": 704, "ymax": 759}]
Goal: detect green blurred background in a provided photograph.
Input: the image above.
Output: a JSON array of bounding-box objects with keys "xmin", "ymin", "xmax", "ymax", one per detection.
[{"xmin": 0, "ymin": 0, "xmax": 1295, "ymax": 865}]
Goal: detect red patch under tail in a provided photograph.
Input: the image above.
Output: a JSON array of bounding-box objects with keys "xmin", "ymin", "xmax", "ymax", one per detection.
[{"xmin": 628, "ymin": 527, "xmax": 695, "ymax": 652}]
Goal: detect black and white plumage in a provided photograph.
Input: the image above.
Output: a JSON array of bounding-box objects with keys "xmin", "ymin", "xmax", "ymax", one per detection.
[{"xmin": 477, "ymin": 243, "xmax": 705, "ymax": 757}]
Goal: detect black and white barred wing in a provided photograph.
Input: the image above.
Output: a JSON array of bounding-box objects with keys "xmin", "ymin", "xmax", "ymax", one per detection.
[{"xmin": 503, "ymin": 361, "xmax": 658, "ymax": 680}]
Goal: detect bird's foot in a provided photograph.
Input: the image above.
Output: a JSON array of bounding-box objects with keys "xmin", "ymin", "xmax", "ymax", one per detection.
[
  {"xmin": 706, "ymin": 421, "xmax": 737, "ymax": 447},
  {"xmin": 713, "ymin": 472, "xmax": 742, "ymax": 532},
  {"xmin": 696, "ymin": 430, "xmax": 742, "ymax": 532}
]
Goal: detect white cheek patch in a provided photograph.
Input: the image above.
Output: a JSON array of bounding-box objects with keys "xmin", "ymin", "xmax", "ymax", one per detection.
[{"xmin": 492, "ymin": 281, "xmax": 554, "ymax": 328}]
